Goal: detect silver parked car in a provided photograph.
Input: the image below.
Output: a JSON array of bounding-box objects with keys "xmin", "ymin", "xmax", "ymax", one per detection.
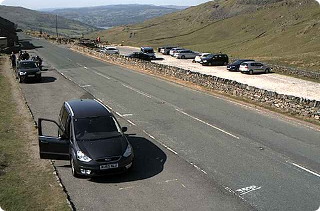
[
  {"xmin": 99, "ymin": 46, "xmax": 119, "ymax": 54},
  {"xmin": 239, "ymin": 61, "xmax": 271, "ymax": 74},
  {"xmin": 169, "ymin": 47, "xmax": 185, "ymax": 56},
  {"xmin": 173, "ymin": 49, "xmax": 199, "ymax": 59}
]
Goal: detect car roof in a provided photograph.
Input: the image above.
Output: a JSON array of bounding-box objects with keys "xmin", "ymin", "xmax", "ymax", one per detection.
[
  {"xmin": 141, "ymin": 47, "xmax": 153, "ymax": 50},
  {"xmin": 242, "ymin": 61, "xmax": 256, "ymax": 64},
  {"xmin": 66, "ymin": 99, "xmax": 112, "ymax": 118}
]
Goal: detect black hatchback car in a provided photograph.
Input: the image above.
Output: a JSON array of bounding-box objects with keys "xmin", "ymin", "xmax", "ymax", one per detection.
[
  {"xmin": 16, "ymin": 60, "xmax": 41, "ymax": 83},
  {"xmin": 227, "ymin": 59, "xmax": 255, "ymax": 71},
  {"xmin": 127, "ymin": 52, "xmax": 151, "ymax": 61},
  {"xmin": 38, "ymin": 99, "xmax": 134, "ymax": 177},
  {"xmin": 200, "ymin": 54, "xmax": 229, "ymax": 66}
]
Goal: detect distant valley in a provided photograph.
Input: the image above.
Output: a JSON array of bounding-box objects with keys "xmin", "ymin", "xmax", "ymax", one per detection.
[{"xmin": 46, "ymin": 4, "xmax": 187, "ymax": 28}]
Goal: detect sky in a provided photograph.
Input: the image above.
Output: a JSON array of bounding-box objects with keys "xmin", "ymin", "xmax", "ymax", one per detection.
[{"xmin": 0, "ymin": 0, "xmax": 212, "ymax": 9}]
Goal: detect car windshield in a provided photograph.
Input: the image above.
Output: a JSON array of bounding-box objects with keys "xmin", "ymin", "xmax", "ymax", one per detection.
[
  {"xmin": 204, "ymin": 54, "xmax": 214, "ymax": 59},
  {"xmin": 74, "ymin": 116, "xmax": 120, "ymax": 140},
  {"xmin": 144, "ymin": 49, "xmax": 154, "ymax": 53},
  {"xmin": 19, "ymin": 62, "xmax": 37, "ymax": 69}
]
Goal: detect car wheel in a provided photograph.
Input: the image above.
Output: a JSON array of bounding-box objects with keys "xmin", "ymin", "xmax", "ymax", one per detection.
[
  {"xmin": 71, "ymin": 157, "xmax": 81, "ymax": 178},
  {"xmin": 265, "ymin": 68, "xmax": 270, "ymax": 74},
  {"xmin": 208, "ymin": 62, "xmax": 212, "ymax": 66},
  {"xmin": 181, "ymin": 55, "xmax": 185, "ymax": 59},
  {"xmin": 249, "ymin": 70, "xmax": 253, "ymax": 75}
]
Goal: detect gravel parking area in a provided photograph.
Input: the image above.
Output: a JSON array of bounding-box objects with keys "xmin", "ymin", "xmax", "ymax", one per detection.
[{"xmin": 118, "ymin": 46, "xmax": 320, "ymax": 101}]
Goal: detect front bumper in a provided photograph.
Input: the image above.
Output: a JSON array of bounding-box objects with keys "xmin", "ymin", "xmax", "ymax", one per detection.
[{"xmin": 74, "ymin": 154, "xmax": 134, "ymax": 177}]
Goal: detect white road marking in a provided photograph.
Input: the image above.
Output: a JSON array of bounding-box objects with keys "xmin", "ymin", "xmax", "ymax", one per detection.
[
  {"xmin": 81, "ymin": 85, "xmax": 91, "ymax": 88},
  {"xmin": 94, "ymin": 71, "xmax": 111, "ymax": 79},
  {"xmin": 175, "ymin": 109, "xmax": 240, "ymax": 139},
  {"xmin": 289, "ymin": 162, "xmax": 320, "ymax": 178},
  {"xmin": 156, "ymin": 179, "xmax": 178, "ymax": 184},
  {"xmin": 201, "ymin": 169, "xmax": 207, "ymax": 174},
  {"xmin": 115, "ymin": 112, "xmax": 123, "ymax": 117},
  {"xmin": 236, "ymin": 185, "xmax": 261, "ymax": 195},
  {"xmin": 122, "ymin": 113, "xmax": 133, "ymax": 117},
  {"xmin": 119, "ymin": 186, "xmax": 137, "ymax": 190},
  {"xmin": 121, "ymin": 83, "xmax": 152, "ymax": 99},
  {"xmin": 143, "ymin": 130, "xmax": 155, "ymax": 140},
  {"xmin": 127, "ymin": 120, "xmax": 136, "ymax": 126},
  {"xmin": 181, "ymin": 183, "xmax": 186, "ymax": 188}
]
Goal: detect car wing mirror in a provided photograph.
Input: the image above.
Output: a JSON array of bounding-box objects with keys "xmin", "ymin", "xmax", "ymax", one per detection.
[{"xmin": 121, "ymin": 127, "xmax": 128, "ymax": 133}]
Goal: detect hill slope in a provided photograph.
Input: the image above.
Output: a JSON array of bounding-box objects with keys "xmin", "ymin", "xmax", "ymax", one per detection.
[
  {"xmin": 0, "ymin": 5, "xmax": 98, "ymax": 36},
  {"xmin": 48, "ymin": 4, "xmax": 185, "ymax": 28},
  {"xmin": 88, "ymin": 0, "xmax": 320, "ymax": 72}
]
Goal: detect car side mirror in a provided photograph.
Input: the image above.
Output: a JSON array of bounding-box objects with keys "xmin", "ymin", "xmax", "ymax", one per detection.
[{"xmin": 121, "ymin": 127, "xmax": 128, "ymax": 133}]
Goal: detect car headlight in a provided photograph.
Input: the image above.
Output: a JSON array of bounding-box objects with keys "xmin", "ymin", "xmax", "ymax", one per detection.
[
  {"xmin": 77, "ymin": 150, "xmax": 92, "ymax": 162},
  {"xmin": 19, "ymin": 71, "xmax": 27, "ymax": 75},
  {"xmin": 123, "ymin": 144, "xmax": 132, "ymax": 157}
]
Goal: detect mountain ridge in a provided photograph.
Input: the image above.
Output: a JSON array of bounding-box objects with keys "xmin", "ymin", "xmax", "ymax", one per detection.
[
  {"xmin": 0, "ymin": 5, "xmax": 98, "ymax": 36},
  {"xmin": 88, "ymin": 0, "xmax": 320, "ymax": 71}
]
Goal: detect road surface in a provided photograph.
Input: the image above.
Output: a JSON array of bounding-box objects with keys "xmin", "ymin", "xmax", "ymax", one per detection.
[{"xmin": 18, "ymin": 34, "xmax": 320, "ymax": 211}]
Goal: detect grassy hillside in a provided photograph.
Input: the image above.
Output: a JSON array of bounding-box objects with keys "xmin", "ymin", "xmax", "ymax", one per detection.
[
  {"xmin": 48, "ymin": 4, "xmax": 184, "ymax": 28},
  {"xmin": 0, "ymin": 5, "xmax": 98, "ymax": 36},
  {"xmin": 88, "ymin": 0, "xmax": 320, "ymax": 72}
]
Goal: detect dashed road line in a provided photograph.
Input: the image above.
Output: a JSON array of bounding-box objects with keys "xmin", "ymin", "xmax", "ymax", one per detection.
[
  {"xmin": 121, "ymin": 83, "xmax": 152, "ymax": 99},
  {"xmin": 81, "ymin": 85, "xmax": 91, "ymax": 88},
  {"xmin": 91, "ymin": 70, "xmax": 111, "ymax": 80},
  {"xmin": 175, "ymin": 109, "xmax": 240, "ymax": 139},
  {"xmin": 127, "ymin": 120, "xmax": 136, "ymax": 126},
  {"xmin": 115, "ymin": 111, "xmax": 123, "ymax": 117},
  {"xmin": 289, "ymin": 162, "xmax": 320, "ymax": 178}
]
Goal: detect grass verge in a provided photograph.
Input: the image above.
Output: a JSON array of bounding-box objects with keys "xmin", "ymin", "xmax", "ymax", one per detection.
[{"xmin": 0, "ymin": 56, "xmax": 70, "ymax": 211}]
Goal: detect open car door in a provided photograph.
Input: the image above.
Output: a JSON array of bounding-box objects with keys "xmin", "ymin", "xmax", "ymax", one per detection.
[{"xmin": 38, "ymin": 118, "xmax": 69, "ymax": 160}]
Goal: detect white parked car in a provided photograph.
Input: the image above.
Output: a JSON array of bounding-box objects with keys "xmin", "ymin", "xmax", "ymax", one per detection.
[
  {"xmin": 173, "ymin": 50, "xmax": 199, "ymax": 59},
  {"xmin": 239, "ymin": 61, "xmax": 271, "ymax": 74},
  {"xmin": 100, "ymin": 46, "xmax": 119, "ymax": 54},
  {"xmin": 169, "ymin": 48, "xmax": 185, "ymax": 56},
  {"xmin": 193, "ymin": 53, "xmax": 211, "ymax": 63}
]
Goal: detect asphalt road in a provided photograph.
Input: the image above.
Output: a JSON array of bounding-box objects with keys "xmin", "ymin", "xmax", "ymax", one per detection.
[{"xmin": 18, "ymin": 34, "xmax": 320, "ymax": 211}]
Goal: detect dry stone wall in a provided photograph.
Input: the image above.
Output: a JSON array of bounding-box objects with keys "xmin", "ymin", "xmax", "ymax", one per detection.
[{"xmin": 71, "ymin": 45, "xmax": 320, "ymax": 121}]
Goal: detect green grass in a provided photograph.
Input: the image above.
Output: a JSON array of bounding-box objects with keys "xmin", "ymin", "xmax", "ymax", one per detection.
[
  {"xmin": 0, "ymin": 57, "xmax": 70, "ymax": 211},
  {"xmin": 88, "ymin": 0, "xmax": 320, "ymax": 73}
]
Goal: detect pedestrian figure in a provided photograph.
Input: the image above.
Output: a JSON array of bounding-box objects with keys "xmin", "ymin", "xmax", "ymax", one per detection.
[
  {"xmin": 18, "ymin": 51, "xmax": 23, "ymax": 60},
  {"xmin": 10, "ymin": 52, "xmax": 16, "ymax": 68}
]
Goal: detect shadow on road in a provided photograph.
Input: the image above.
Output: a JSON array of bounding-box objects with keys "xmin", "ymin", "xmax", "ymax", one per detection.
[
  {"xmin": 39, "ymin": 76, "xmax": 57, "ymax": 83},
  {"xmin": 22, "ymin": 76, "xmax": 57, "ymax": 84},
  {"xmin": 90, "ymin": 136, "xmax": 166, "ymax": 183},
  {"xmin": 19, "ymin": 39, "xmax": 43, "ymax": 50},
  {"xmin": 153, "ymin": 58, "xmax": 164, "ymax": 61}
]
